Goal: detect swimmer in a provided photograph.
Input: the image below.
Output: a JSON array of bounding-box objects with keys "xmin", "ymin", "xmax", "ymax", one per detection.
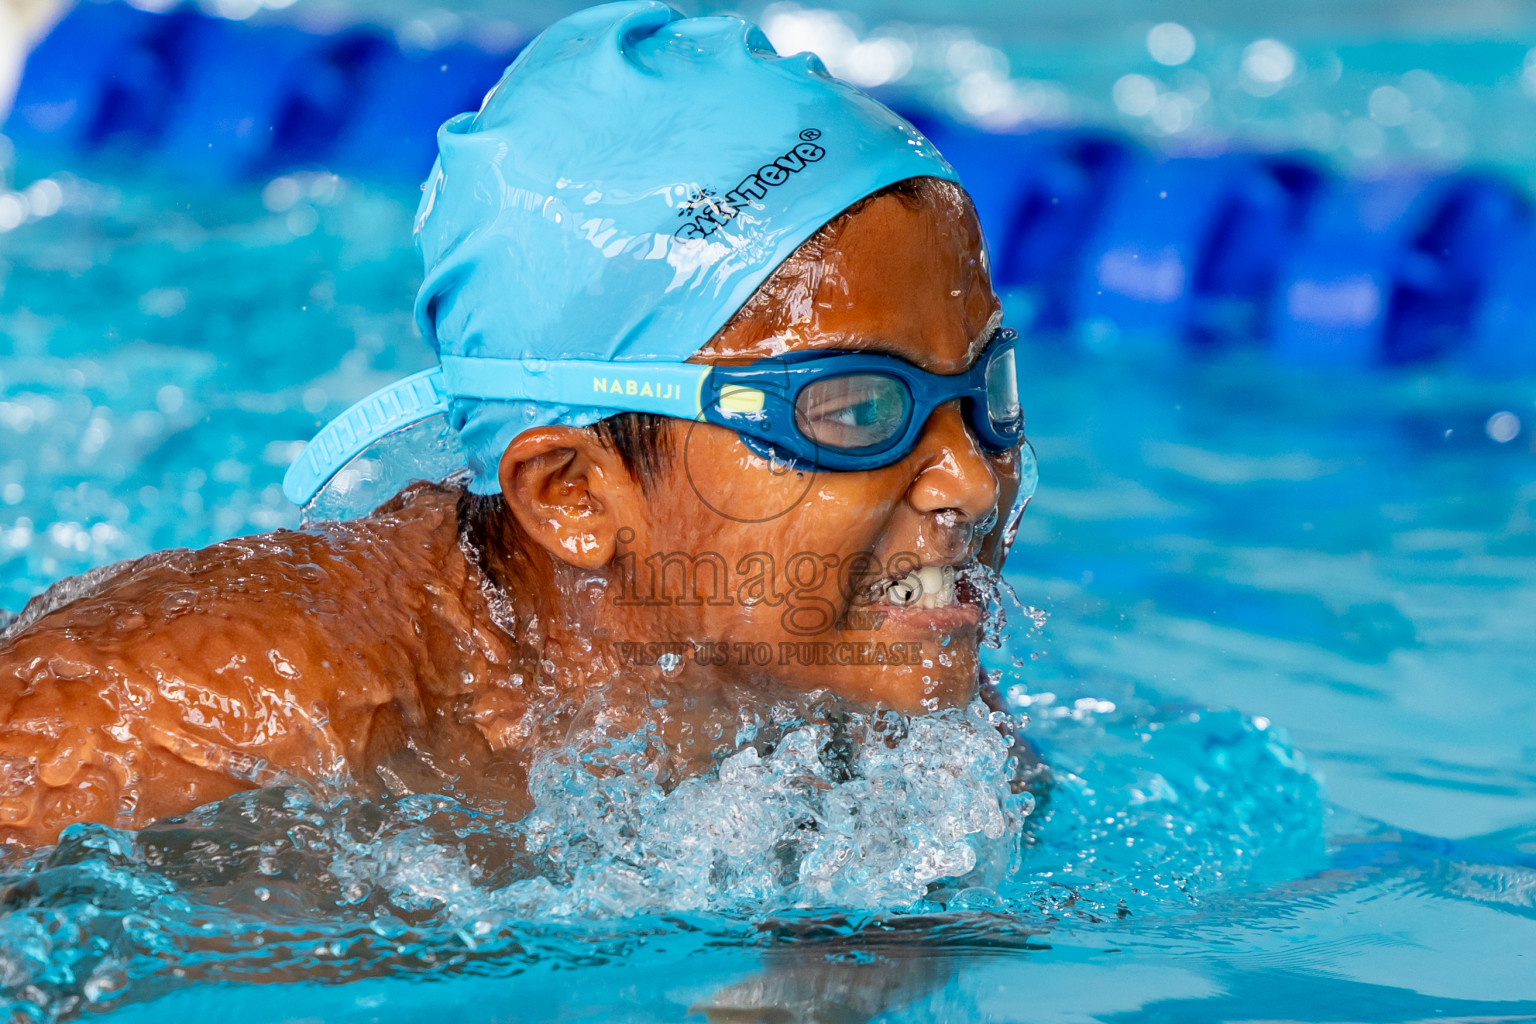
[{"xmin": 0, "ymin": 1, "xmax": 1036, "ymax": 847}]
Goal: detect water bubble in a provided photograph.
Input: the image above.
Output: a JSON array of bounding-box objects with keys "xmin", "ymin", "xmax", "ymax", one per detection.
[
  {"xmin": 82, "ymin": 965, "xmax": 127, "ymax": 1004},
  {"xmin": 1151, "ymin": 91, "xmax": 1196, "ymax": 134},
  {"xmin": 1146, "ymin": 23, "xmax": 1195, "ymax": 67},
  {"xmin": 286, "ymin": 205, "xmax": 320, "ymax": 237},
  {"xmin": 0, "ymin": 193, "xmax": 26, "ymax": 232},
  {"xmin": 1241, "ymin": 39, "xmax": 1297, "ymax": 93},
  {"xmin": 1113, "ymin": 73, "xmax": 1158, "ymax": 117},
  {"xmin": 1486, "ymin": 411, "xmax": 1520, "ymax": 443},
  {"xmin": 262, "ymin": 176, "xmax": 302, "ymax": 212},
  {"xmin": 155, "ymin": 384, "xmax": 184, "ymax": 416},
  {"xmin": 1368, "ymin": 85, "xmax": 1412, "ymax": 127},
  {"xmin": 844, "ymin": 37, "xmax": 914, "ymax": 88},
  {"xmin": 21, "ymin": 179, "xmax": 63, "ymax": 218}
]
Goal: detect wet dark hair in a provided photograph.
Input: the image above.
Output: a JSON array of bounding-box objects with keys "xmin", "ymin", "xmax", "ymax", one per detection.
[{"xmin": 461, "ymin": 176, "xmax": 963, "ymax": 534}]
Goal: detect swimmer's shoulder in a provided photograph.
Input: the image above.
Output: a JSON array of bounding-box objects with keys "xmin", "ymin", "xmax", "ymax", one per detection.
[
  {"xmin": 3, "ymin": 480, "xmax": 475, "ymax": 646},
  {"xmin": 0, "ymin": 483, "xmax": 523, "ymax": 842},
  {"xmin": 0, "ymin": 482, "xmax": 503, "ymax": 769}
]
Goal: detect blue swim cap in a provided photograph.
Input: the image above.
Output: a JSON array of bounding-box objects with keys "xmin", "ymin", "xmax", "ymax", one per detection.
[{"xmin": 286, "ymin": 0, "xmax": 959, "ymax": 505}]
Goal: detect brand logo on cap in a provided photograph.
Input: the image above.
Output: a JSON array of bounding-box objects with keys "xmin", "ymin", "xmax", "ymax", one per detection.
[{"xmin": 674, "ymin": 130, "xmax": 827, "ymax": 242}]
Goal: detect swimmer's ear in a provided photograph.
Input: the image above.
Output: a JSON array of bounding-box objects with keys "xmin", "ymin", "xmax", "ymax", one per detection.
[{"xmin": 497, "ymin": 427, "xmax": 633, "ymax": 569}]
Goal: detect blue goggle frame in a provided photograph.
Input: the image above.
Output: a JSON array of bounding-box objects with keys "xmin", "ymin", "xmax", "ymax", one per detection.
[
  {"xmin": 283, "ymin": 330, "xmax": 1024, "ymax": 507},
  {"xmin": 700, "ymin": 328, "xmax": 1022, "ymax": 471}
]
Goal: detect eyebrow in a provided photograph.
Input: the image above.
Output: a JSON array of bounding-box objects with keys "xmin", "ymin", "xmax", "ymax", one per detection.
[
  {"xmin": 838, "ymin": 307, "xmax": 1007, "ymax": 371},
  {"xmin": 725, "ymin": 307, "xmax": 1007, "ymax": 371},
  {"xmin": 963, "ymin": 309, "xmax": 1006, "ymax": 369}
]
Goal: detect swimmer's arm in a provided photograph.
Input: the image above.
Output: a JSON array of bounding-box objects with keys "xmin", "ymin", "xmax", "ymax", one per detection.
[
  {"xmin": 0, "ymin": 490, "xmax": 509, "ymax": 846},
  {"xmin": 0, "ymin": 544, "xmax": 407, "ymax": 846},
  {"xmin": 0, "ymin": 640, "xmax": 253, "ymax": 847}
]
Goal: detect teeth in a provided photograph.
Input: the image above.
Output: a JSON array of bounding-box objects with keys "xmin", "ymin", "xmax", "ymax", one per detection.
[
  {"xmin": 917, "ymin": 566, "xmax": 944, "ymax": 603},
  {"xmin": 885, "ymin": 576, "xmax": 921, "ymax": 606},
  {"xmin": 878, "ymin": 566, "xmax": 959, "ymax": 609}
]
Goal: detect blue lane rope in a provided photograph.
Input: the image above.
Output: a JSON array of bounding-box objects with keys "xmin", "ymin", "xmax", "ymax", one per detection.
[{"xmin": 6, "ymin": 0, "xmax": 1535, "ymax": 373}]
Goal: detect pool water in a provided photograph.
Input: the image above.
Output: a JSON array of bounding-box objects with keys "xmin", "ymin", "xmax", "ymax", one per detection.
[{"xmin": 1, "ymin": 154, "xmax": 1532, "ymax": 1021}]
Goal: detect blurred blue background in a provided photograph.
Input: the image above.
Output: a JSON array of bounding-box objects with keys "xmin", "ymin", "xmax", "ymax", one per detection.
[{"xmin": 11, "ymin": 0, "xmax": 1536, "ymax": 373}]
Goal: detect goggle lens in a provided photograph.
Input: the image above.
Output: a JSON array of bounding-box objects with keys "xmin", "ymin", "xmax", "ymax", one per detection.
[
  {"xmin": 984, "ymin": 345, "xmax": 1022, "ymax": 440},
  {"xmin": 794, "ymin": 373, "xmax": 912, "ymax": 451}
]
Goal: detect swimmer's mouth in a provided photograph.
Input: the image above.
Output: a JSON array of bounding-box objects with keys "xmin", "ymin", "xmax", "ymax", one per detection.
[{"xmin": 865, "ymin": 564, "xmax": 978, "ymax": 611}]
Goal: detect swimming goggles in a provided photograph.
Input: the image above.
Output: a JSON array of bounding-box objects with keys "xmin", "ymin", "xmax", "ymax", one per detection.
[{"xmin": 283, "ymin": 329, "xmax": 1023, "ymax": 506}]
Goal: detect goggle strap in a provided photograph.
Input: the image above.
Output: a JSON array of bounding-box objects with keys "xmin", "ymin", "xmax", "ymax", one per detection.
[
  {"xmin": 282, "ymin": 367, "xmax": 452, "ymax": 508},
  {"xmin": 441, "ymin": 356, "xmax": 710, "ymax": 420},
  {"xmin": 285, "ymin": 359, "xmax": 713, "ymax": 508}
]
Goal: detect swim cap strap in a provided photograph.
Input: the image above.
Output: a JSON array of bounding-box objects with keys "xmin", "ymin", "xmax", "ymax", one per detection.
[
  {"xmin": 440, "ymin": 356, "xmax": 710, "ymax": 420},
  {"xmin": 282, "ymin": 367, "xmax": 451, "ymax": 507}
]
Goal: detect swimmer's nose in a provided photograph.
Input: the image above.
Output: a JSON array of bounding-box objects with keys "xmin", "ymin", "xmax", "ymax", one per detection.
[{"xmin": 905, "ymin": 402, "xmax": 1002, "ymax": 526}]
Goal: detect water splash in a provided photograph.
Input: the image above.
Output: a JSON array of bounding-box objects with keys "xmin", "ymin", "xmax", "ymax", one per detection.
[
  {"xmin": 0, "ymin": 671, "xmax": 1327, "ymax": 1023},
  {"xmin": 508, "ymin": 701, "xmax": 1028, "ymax": 917},
  {"xmin": 0, "ymin": 697, "xmax": 1044, "ymax": 1020},
  {"xmin": 958, "ymin": 560, "xmax": 1049, "ymax": 652},
  {"xmin": 0, "ymin": 557, "xmax": 132, "ymax": 640},
  {"xmin": 994, "ymin": 681, "xmax": 1327, "ymax": 922}
]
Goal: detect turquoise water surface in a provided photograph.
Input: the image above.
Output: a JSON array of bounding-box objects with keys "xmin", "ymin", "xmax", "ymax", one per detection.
[{"xmin": 1, "ymin": 158, "xmax": 1531, "ymax": 1022}]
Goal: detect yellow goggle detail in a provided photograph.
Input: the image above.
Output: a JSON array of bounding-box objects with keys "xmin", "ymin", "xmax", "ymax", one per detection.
[{"xmin": 718, "ymin": 385, "xmax": 766, "ymax": 414}]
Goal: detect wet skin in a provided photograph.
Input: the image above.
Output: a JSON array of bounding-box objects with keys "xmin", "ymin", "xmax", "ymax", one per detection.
[{"xmin": 0, "ymin": 181, "xmax": 1022, "ymax": 846}]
